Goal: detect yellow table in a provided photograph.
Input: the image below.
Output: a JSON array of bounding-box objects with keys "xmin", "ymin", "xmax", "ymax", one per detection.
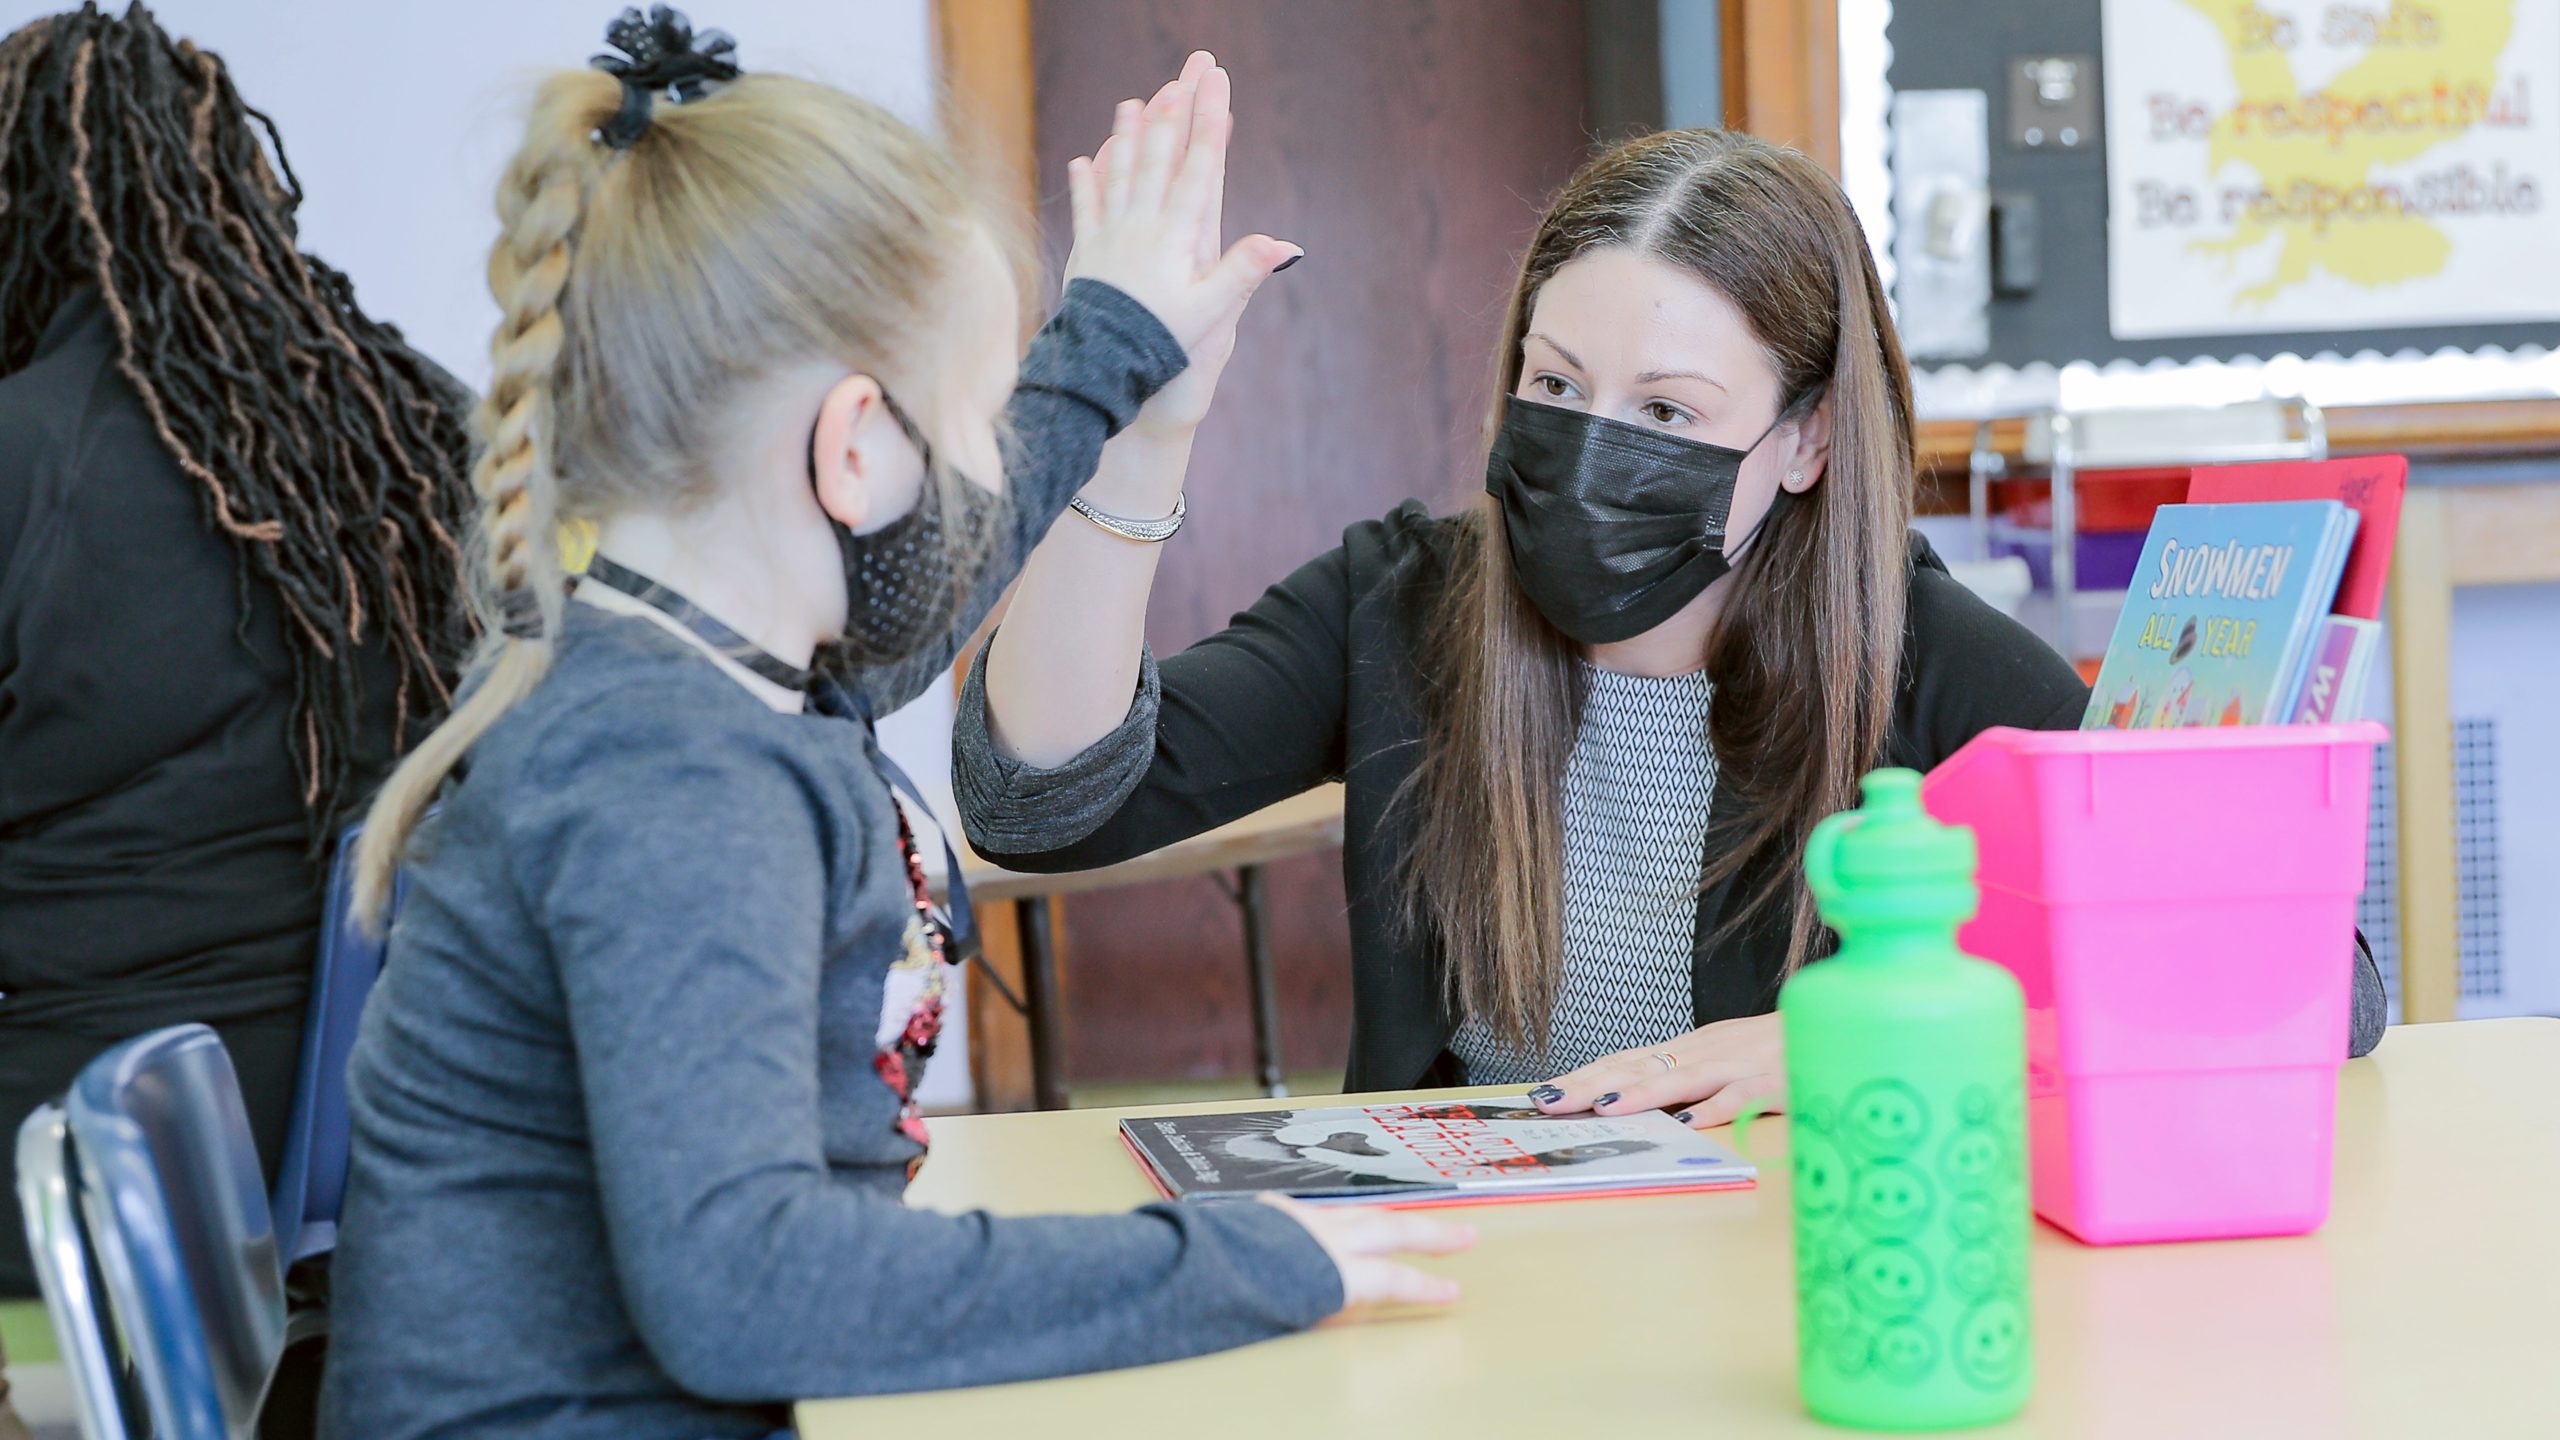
[{"xmin": 798, "ymin": 1017, "xmax": 2559, "ymax": 1438}]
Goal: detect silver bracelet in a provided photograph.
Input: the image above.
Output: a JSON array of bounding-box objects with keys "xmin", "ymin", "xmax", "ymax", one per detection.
[{"xmin": 1067, "ymin": 490, "xmax": 1186, "ymax": 544}]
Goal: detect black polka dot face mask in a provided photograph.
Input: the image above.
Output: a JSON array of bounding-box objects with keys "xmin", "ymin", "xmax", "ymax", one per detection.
[{"xmin": 810, "ymin": 389, "xmax": 998, "ymax": 670}]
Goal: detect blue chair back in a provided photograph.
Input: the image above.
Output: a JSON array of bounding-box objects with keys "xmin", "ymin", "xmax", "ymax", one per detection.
[
  {"xmin": 14, "ymin": 1103, "xmax": 135, "ymax": 1440},
  {"xmin": 64, "ymin": 1024, "xmax": 286, "ymax": 1440},
  {"xmin": 269, "ymin": 821, "xmax": 400, "ymax": 1265}
]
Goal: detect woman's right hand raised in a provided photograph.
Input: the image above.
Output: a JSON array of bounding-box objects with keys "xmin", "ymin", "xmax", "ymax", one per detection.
[
  {"xmin": 1062, "ymin": 51, "xmax": 1299, "ymax": 369},
  {"xmin": 1258, "ymin": 1193, "xmax": 1475, "ymax": 1317},
  {"xmin": 978, "ymin": 53, "xmax": 1297, "ymax": 778}
]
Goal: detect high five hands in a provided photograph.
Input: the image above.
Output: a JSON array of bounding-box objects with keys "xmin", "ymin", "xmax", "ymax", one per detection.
[
  {"xmin": 1061, "ymin": 54, "xmax": 1465, "ymax": 1316},
  {"xmin": 1062, "ymin": 50, "xmax": 1300, "ymax": 435}
]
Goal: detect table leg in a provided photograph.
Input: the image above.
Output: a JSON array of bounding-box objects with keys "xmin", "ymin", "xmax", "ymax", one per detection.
[
  {"xmin": 1237, "ymin": 867, "xmax": 1287, "ymax": 1097},
  {"xmin": 1016, "ymin": 897, "xmax": 1070, "ymax": 1110}
]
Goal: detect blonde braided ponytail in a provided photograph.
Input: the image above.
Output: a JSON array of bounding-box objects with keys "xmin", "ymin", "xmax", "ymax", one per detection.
[
  {"xmin": 351, "ymin": 16, "xmax": 986, "ymax": 927},
  {"xmin": 352, "ymin": 72, "xmax": 613, "ymax": 925}
]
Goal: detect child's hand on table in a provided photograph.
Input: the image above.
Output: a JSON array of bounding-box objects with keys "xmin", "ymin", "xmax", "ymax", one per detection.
[
  {"xmin": 1259, "ymin": 1194, "xmax": 1474, "ymax": 1316},
  {"xmin": 1528, "ymin": 1012, "xmax": 1788, "ymax": 1129}
]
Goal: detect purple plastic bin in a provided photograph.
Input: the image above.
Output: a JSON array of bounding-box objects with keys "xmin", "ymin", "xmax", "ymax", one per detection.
[{"xmin": 1986, "ymin": 519, "xmax": 2150, "ymax": 592}]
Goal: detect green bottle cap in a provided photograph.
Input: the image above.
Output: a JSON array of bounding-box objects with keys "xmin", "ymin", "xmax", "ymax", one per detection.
[{"xmin": 1803, "ymin": 769, "xmax": 1978, "ymax": 935}]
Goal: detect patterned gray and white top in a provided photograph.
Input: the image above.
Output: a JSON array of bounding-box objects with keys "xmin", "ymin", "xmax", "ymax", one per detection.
[{"xmin": 1449, "ymin": 662, "xmax": 1715, "ymax": 1084}]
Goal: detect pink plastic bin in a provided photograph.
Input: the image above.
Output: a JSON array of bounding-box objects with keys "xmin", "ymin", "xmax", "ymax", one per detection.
[{"xmin": 1921, "ymin": 722, "xmax": 2385, "ymax": 1244}]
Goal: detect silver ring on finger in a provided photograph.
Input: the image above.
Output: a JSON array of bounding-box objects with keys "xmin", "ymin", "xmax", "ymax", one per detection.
[{"xmin": 1651, "ymin": 1051, "xmax": 1678, "ymax": 1074}]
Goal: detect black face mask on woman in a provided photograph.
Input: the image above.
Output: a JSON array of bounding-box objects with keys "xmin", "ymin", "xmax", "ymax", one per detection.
[{"xmin": 1483, "ymin": 395, "xmax": 1789, "ymax": 646}]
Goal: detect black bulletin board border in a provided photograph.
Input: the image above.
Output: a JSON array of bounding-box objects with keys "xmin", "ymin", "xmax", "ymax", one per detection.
[{"xmin": 1875, "ymin": 0, "xmax": 2560, "ymax": 373}]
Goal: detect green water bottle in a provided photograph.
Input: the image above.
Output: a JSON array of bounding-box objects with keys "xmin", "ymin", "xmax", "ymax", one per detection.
[{"xmin": 1779, "ymin": 769, "xmax": 2032, "ymax": 1429}]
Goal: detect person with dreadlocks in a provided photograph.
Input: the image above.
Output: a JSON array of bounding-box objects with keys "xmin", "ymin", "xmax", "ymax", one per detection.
[{"xmin": 0, "ymin": 0, "xmax": 477, "ymax": 1345}]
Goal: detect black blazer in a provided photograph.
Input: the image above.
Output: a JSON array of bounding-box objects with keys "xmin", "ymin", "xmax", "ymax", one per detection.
[{"xmin": 959, "ymin": 500, "xmax": 2379, "ymax": 1089}]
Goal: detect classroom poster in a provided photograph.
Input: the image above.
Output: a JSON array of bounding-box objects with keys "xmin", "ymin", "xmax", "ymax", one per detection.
[{"xmin": 2100, "ymin": 0, "xmax": 2560, "ymax": 340}]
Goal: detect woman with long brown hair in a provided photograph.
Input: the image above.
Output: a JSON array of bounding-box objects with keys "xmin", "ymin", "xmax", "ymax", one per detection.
[{"xmin": 960, "ymin": 127, "xmax": 2385, "ymax": 1131}]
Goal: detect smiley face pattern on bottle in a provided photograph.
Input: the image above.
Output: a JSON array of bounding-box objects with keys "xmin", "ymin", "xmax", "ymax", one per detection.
[
  {"xmin": 1939, "ymin": 1125, "xmax": 2005, "ymax": 1188},
  {"xmin": 1841, "ymin": 1079, "xmax": 1932, "ymax": 1158},
  {"xmin": 1953, "ymin": 1297, "xmax": 2029, "ymax": 1389},
  {"xmin": 1948, "ymin": 1192, "xmax": 1999, "ymax": 1244},
  {"xmin": 1794, "ymin": 1123, "xmax": 1851, "ymax": 1221},
  {"xmin": 1871, "ymin": 1319, "xmax": 1940, "ymax": 1383},
  {"xmin": 1792, "ymin": 1078, "xmax": 2030, "ymax": 1394},
  {"xmin": 1825, "ymin": 1325, "xmax": 1873, "ymax": 1376},
  {"xmin": 1947, "ymin": 1245, "xmax": 2007, "ymax": 1302},
  {"xmin": 1802, "ymin": 1283, "xmax": 1858, "ymax": 1341},
  {"xmin": 1848, "ymin": 1157, "xmax": 1936, "ymax": 1239},
  {"xmin": 1848, "ymin": 1241, "xmax": 1935, "ymax": 1317}
]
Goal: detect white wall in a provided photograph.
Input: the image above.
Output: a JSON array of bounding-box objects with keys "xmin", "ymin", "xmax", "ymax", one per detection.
[
  {"xmin": 9, "ymin": 0, "xmax": 984, "ymax": 1106},
  {"xmin": 0, "ymin": 0, "xmax": 938, "ymax": 382}
]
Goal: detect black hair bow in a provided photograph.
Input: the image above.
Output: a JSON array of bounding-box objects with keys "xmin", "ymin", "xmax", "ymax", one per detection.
[{"xmin": 590, "ymin": 5, "xmax": 740, "ymax": 150}]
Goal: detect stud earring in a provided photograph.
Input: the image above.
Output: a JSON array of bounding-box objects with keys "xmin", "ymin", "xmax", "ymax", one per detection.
[{"xmin": 1786, "ymin": 468, "xmax": 1805, "ymax": 488}]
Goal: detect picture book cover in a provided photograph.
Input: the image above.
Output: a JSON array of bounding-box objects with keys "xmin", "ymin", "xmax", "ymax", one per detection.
[
  {"xmin": 1121, "ymin": 1099, "xmax": 1757, "ymax": 1207},
  {"xmin": 2289, "ymin": 615, "xmax": 2382, "ymax": 724},
  {"xmin": 2187, "ymin": 455, "xmax": 2406, "ymax": 620},
  {"xmin": 2084, "ymin": 500, "xmax": 2358, "ymax": 731}
]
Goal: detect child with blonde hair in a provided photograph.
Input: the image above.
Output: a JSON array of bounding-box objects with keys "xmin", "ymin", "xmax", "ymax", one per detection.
[{"xmin": 322, "ymin": 15, "xmax": 1466, "ymax": 1438}]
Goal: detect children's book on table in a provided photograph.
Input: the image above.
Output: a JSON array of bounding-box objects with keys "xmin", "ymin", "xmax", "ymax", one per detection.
[{"xmin": 1120, "ymin": 1098, "xmax": 1756, "ymax": 1208}]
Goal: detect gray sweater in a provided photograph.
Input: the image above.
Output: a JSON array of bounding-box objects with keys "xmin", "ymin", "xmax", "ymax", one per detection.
[{"xmin": 318, "ymin": 283, "xmax": 1339, "ymax": 1440}]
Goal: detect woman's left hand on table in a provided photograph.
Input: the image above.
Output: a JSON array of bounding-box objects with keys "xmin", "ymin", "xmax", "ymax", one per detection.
[
  {"xmin": 1527, "ymin": 1013, "xmax": 1786, "ymax": 1129},
  {"xmin": 1065, "ymin": 51, "xmax": 1295, "ymax": 438}
]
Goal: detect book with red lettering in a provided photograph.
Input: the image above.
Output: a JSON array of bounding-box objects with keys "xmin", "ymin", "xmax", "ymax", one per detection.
[
  {"xmin": 1118, "ymin": 1098, "xmax": 1757, "ymax": 1208},
  {"xmin": 2186, "ymin": 455, "xmax": 2406, "ymax": 620}
]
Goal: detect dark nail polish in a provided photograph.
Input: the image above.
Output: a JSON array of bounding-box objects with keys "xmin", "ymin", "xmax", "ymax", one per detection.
[
  {"xmin": 1675, "ymin": 1111, "xmax": 1696, "ymax": 1125},
  {"xmin": 1272, "ymin": 253, "xmax": 1303, "ymax": 273},
  {"xmin": 1595, "ymin": 1092, "xmax": 1621, "ymax": 1108},
  {"xmin": 1529, "ymin": 1084, "xmax": 1564, "ymax": 1105}
]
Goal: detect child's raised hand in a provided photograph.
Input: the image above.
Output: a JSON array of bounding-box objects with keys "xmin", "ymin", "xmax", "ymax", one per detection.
[
  {"xmin": 1258, "ymin": 1194, "xmax": 1474, "ymax": 1317},
  {"xmin": 1063, "ymin": 51, "xmax": 1298, "ymax": 428}
]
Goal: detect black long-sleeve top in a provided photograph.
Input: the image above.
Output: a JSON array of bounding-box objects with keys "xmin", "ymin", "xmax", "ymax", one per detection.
[{"xmin": 0, "ymin": 289, "xmax": 409, "ymax": 1034}]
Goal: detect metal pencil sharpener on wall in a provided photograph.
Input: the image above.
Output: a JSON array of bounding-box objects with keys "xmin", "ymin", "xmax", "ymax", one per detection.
[{"xmin": 2009, "ymin": 54, "xmax": 2098, "ymax": 151}]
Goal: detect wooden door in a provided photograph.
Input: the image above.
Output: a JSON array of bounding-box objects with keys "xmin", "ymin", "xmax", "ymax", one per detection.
[{"xmin": 1022, "ymin": 0, "xmax": 1593, "ymax": 1084}]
